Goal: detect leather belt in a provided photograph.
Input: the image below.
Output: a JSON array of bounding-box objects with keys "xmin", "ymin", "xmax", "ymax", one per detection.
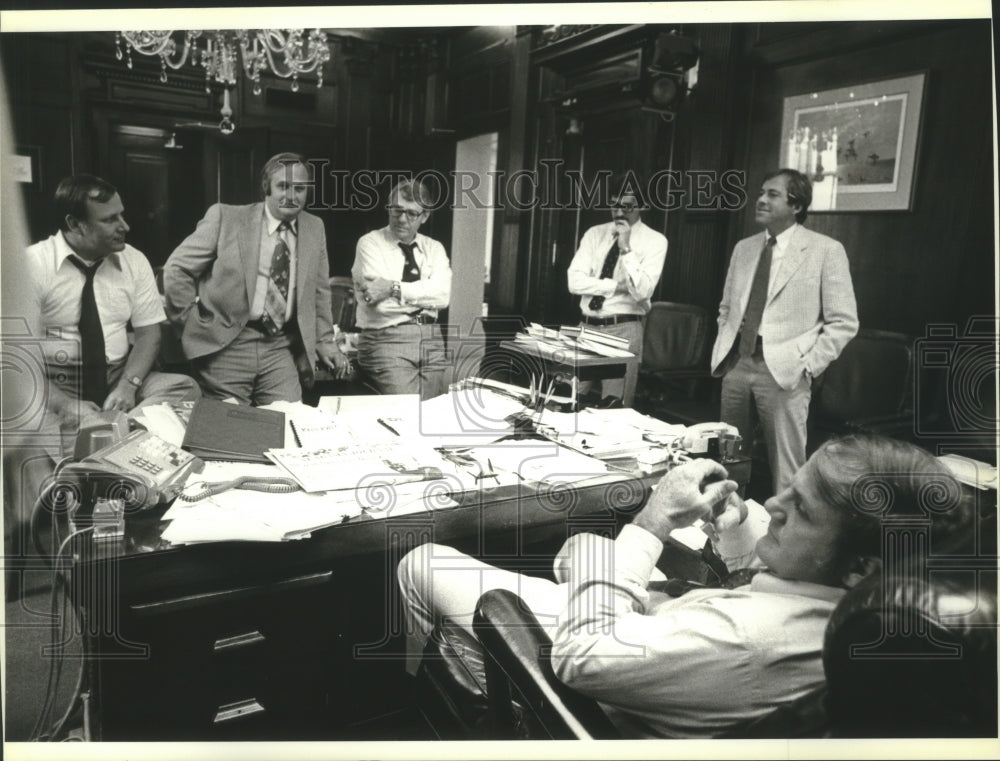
[
  {"xmin": 362, "ymin": 313, "xmax": 438, "ymax": 332},
  {"xmin": 582, "ymin": 313, "xmax": 641, "ymax": 327},
  {"xmin": 246, "ymin": 318, "xmax": 286, "ymax": 335}
]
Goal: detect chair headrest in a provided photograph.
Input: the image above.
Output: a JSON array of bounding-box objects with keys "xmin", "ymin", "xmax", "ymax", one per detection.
[{"xmin": 823, "ymin": 572, "xmax": 997, "ymax": 737}]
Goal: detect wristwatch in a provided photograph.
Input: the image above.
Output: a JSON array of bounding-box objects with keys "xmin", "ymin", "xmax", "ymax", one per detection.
[
  {"xmin": 126, "ymin": 375, "xmax": 143, "ymax": 389},
  {"xmin": 391, "ymin": 281, "xmax": 402, "ymax": 302}
]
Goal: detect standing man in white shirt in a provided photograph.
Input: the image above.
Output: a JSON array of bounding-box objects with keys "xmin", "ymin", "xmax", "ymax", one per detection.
[
  {"xmin": 352, "ymin": 179, "xmax": 452, "ymax": 400},
  {"xmin": 710, "ymin": 168, "xmax": 858, "ymax": 493},
  {"xmin": 567, "ymin": 173, "xmax": 668, "ymax": 406}
]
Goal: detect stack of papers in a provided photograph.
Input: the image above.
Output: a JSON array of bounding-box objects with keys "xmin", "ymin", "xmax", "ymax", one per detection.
[
  {"xmin": 534, "ymin": 407, "xmax": 687, "ymax": 459},
  {"xmin": 512, "ymin": 323, "xmax": 636, "ymax": 360}
]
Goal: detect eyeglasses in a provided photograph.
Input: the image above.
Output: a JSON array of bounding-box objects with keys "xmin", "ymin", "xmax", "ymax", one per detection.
[
  {"xmin": 611, "ymin": 202, "xmax": 639, "ymax": 211},
  {"xmin": 388, "ymin": 206, "xmax": 424, "ymax": 220}
]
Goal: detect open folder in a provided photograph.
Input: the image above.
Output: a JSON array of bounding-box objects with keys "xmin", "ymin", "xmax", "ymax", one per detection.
[{"xmin": 181, "ymin": 399, "xmax": 286, "ymax": 463}]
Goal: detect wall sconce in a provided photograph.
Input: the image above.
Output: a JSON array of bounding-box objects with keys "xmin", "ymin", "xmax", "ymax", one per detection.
[{"xmin": 565, "ymin": 116, "xmax": 584, "ymax": 136}]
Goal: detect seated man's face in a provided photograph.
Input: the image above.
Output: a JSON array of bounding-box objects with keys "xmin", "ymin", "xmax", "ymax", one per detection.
[
  {"xmin": 755, "ymin": 454, "xmax": 851, "ymax": 587},
  {"xmin": 265, "ymin": 161, "xmax": 310, "ymax": 222}
]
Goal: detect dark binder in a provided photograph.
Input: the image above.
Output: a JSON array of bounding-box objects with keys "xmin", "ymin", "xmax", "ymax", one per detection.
[{"xmin": 181, "ymin": 399, "xmax": 286, "ymax": 463}]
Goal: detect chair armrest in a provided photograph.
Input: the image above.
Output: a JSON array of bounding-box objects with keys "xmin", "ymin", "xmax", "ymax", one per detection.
[{"xmin": 473, "ymin": 589, "xmax": 620, "ymax": 739}]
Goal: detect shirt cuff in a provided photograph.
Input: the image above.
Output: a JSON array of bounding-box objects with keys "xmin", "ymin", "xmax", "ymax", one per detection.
[{"xmin": 615, "ymin": 524, "xmax": 664, "ymax": 586}]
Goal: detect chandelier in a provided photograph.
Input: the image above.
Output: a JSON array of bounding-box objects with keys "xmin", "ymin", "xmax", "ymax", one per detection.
[{"xmin": 115, "ymin": 30, "xmax": 331, "ymax": 134}]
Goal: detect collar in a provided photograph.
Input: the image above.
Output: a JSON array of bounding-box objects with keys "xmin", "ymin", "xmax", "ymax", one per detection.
[
  {"xmin": 749, "ymin": 570, "xmax": 847, "ymax": 604},
  {"xmin": 264, "ymin": 205, "xmax": 297, "ymax": 237},
  {"xmin": 383, "ymin": 226, "xmax": 421, "ymax": 253},
  {"xmin": 769, "ymin": 223, "xmax": 798, "ymax": 252},
  {"xmin": 56, "ymin": 231, "xmax": 122, "ymax": 270}
]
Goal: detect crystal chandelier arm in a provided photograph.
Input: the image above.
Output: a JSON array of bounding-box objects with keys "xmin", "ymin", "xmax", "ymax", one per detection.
[
  {"xmin": 257, "ymin": 29, "xmax": 329, "ymax": 77},
  {"xmin": 120, "ymin": 31, "xmax": 195, "ymax": 71}
]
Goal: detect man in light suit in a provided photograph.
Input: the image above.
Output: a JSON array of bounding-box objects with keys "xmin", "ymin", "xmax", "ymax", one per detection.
[
  {"xmin": 711, "ymin": 168, "xmax": 858, "ymax": 493},
  {"xmin": 164, "ymin": 153, "xmax": 350, "ymax": 405}
]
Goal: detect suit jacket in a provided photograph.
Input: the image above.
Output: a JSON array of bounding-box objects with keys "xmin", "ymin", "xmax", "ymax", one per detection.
[
  {"xmin": 163, "ymin": 203, "xmax": 335, "ymax": 368},
  {"xmin": 710, "ymin": 226, "xmax": 858, "ymax": 390}
]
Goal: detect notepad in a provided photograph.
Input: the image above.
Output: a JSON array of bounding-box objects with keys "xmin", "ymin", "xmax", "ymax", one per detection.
[{"xmin": 181, "ymin": 399, "xmax": 286, "ymax": 463}]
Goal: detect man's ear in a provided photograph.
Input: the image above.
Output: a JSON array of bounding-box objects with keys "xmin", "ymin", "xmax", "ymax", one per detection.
[
  {"xmin": 842, "ymin": 555, "xmax": 882, "ymax": 589},
  {"xmin": 64, "ymin": 214, "xmax": 83, "ymax": 234}
]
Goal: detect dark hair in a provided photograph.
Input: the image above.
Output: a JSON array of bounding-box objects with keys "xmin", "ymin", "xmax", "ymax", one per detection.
[
  {"xmin": 608, "ymin": 170, "xmax": 647, "ymax": 209},
  {"xmin": 259, "ymin": 152, "xmax": 308, "ymax": 197},
  {"xmin": 390, "ymin": 179, "xmax": 432, "ymax": 210},
  {"xmin": 54, "ymin": 174, "xmax": 118, "ymax": 232},
  {"xmin": 764, "ymin": 168, "xmax": 812, "ymax": 223},
  {"xmin": 811, "ymin": 434, "xmax": 974, "ymax": 570}
]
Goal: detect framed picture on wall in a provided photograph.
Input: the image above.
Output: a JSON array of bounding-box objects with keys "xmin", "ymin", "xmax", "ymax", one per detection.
[{"xmin": 780, "ymin": 72, "xmax": 926, "ymax": 211}]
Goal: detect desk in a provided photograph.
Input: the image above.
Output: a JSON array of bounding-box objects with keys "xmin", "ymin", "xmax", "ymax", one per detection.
[
  {"xmin": 70, "ymin": 454, "xmax": 749, "ymax": 740},
  {"xmin": 498, "ymin": 340, "xmax": 640, "ymax": 408}
]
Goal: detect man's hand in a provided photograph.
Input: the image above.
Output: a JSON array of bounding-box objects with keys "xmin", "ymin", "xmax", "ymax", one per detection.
[
  {"xmin": 316, "ymin": 341, "xmax": 352, "ymax": 379},
  {"xmin": 613, "ymin": 219, "xmax": 632, "ymax": 252},
  {"xmin": 360, "ymin": 275, "xmax": 393, "ymax": 305},
  {"xmin": 632, "ymin": 459, "xmax": 738, "ymax": 541},
  {"xmin": 103, "ymin": 382, "xmax": 138, "ymax": 413}
]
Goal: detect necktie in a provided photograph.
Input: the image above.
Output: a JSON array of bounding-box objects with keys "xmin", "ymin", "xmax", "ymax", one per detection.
[
  {"xmin": 67, "ymin": 256, "xmax": 107, "ymax": 405},
  {"xmin": 738, "ymin": 236, "xmax": 776, "ymax": 357},
  {"xmin": 261, "ymin": 221, "xmax": 292, "ymax": 335},
  {"xmin": 398, "ymin": 242, "xmax": 421, "ymax": 283},
  {"xmin": 649, "ymin": 567, "xmax": 761, "ymax": 597},
  {"xmin": 588, "ymin": 239, "xmax": 621, "ymax": 312}
]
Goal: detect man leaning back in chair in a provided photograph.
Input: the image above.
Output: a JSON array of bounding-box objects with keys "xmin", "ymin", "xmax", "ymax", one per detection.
[{"xmin": 397, "ymin": 434, "xmax": 973, "ymax": 738}]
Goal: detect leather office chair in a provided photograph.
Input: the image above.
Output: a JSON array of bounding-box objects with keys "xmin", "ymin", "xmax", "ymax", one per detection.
[
  {"xmin": 328, "ymin": 276, "xmax": 357, "ymax": 334},
  {"xmin": 808, "ymin": 328, "xmax": 915, "ymax": 452},
  {"xmin": 457, "ymin": 569, "xmax": 997, "ymax": 739},
  {"xmin": 634, "ymin": 302, "xmax": 719, "ymax": 426}
]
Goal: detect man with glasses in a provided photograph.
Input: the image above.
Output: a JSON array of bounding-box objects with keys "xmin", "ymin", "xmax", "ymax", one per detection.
[
  {"xmin": 163, "ymin": 152, "xmax": 350, "ymax": 406},
  {"xmin": 567, "ymin": 172, "xmax": 667, "ymax": 405},
  {"xmin": 352, "ymin": 179, "xmax": 452, "ymax": 399}
]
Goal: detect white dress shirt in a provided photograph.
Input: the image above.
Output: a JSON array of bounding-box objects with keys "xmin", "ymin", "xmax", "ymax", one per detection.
[
  {"xmin": 249, "ymin": 205, "xmax": 298, "ymax": 323},
  {"xmin": 26, "ymin": 231, "xmax": 165, "ymax": 366},
  {"xmin": 733, "ymin": 223, "xmax": 798, "ymax": 338},
  {"xmin": 351, "ymin": 226, "xmax": 452, "ymax": 330},
  {"xmin": 567, "ymin": 219, "xmax": 668, "ymax": 317}
]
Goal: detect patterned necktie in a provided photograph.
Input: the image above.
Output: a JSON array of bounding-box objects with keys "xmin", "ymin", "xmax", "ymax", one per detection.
[
  {"xmin": 588, "ymin": 239, "xmax": 621, "ymax": 312},
  {"xmin": 398, "ymin": 241, "xmax": 421, "ymax": 283},
  {"xmin": 738, "ymin": 236, "xmax": 776, "ymax": 357},
  {"xmin": 67, "ymin": 256, "xmax": 107, "ymax": 405},
  {"xmin": 261, "ymin": 221, "xmax": 292, "ymax": 335}
]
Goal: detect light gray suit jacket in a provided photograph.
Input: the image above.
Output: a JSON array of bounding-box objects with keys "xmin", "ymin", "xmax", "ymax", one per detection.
[
  {"xmin": 710, "ymin": 226, "xmax": 859, "ymax": 390},
  {"xmin": 163, "ymin": 203, "xmax": 335, "ymax": 369}
]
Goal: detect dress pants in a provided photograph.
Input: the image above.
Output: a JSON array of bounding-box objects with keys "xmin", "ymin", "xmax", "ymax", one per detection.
[
  {"xmin": 357, "ymin": 322, "xmax": 449, "ymax": 401},
  {"xmin": 720, "ymin": 353, "xmax": 810, "ymax": 495},
  {"xmin": 192, "ymin": 325, "xmax": 300, "ymax": 406},
  {"xmin": 577, "ymin": 317, "xmax": 644, "ymax": 405}
]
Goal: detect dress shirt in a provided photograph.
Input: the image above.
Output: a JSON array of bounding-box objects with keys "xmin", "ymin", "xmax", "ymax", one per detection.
[
  {"xmin": 249, "ymin": 205, "xmax": 298, "ymax": 323},
  {"xmin": 550, "ymin": 518, "xmax": 845, "ymax": 738},
  {"xmin": 733, "ymin": 223, "xmax": 798, "ymax": 338},
  {"xmin": 352, "ymin": 227, "xmax": 451, "ymax": 330},
  {"xmin": 567, "ymin": 219, "xmax": 667, "ymax": 318},
  {"xmin": 26, "ymin": 232, "xmax": 165, "ymax": 366}
]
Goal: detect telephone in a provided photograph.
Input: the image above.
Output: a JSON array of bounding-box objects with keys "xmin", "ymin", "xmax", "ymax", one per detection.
[
  {"xmin": 56, "ymin": 416, "xmax": 204, "ymax": 540},
  {"xmin": 679, "ymin": 422, "xmax": 741, "ymax": 457}
]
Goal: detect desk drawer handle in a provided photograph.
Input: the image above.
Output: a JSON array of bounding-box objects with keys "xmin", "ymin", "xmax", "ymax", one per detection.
[
  {"xmin": 214, "ymin": 698, "xmax": 265, "ymax": 724},
  {"xmin": 214, "ymin": 630, "xmax": 266, "ymax": 651}
]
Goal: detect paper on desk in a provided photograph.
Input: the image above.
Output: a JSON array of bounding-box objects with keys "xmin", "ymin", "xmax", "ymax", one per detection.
[
  {"xmin": 460, "ymin": 440, "xmax": 616, "ymax": 486},
  {"xmin": 317, "ymin": 393, "xmax": 420, "ymax": 418},
  {"xmin": 377, "ymin": 389, "xmax": 524, "ymax": 448},
  {"xmin": 131, "ymin": 403, "xmax": 187, "ymax": 446}
]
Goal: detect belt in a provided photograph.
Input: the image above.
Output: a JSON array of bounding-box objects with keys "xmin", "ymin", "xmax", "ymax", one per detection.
[
  {"xmin": 362, "ymin": 313, "xmax": 438, "ymax": 332},
  {"xmin": 581, "ymin": 313, "xmax": 642, "ymax": 327},
  {"xmin": 246, "ymin": 318, "xmax": 287, "ymax": 335}
]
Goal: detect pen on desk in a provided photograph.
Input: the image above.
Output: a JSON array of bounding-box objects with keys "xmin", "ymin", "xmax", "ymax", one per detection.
[
  {"xmin": 378, "ymin": 418, "xmax": 401, "ymax": 436},
  {"xmin": 289, "ymin": 419, "xmax": 303, "ymax": 447}
]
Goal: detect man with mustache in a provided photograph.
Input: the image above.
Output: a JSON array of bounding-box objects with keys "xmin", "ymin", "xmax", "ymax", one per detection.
[
  {"xmin": 710, "ymin": 168, "xmax": 858, "ymax": 493},
  {"xmin": 164, "ymin": 152, "xmax": 350, "ymax": 405}
]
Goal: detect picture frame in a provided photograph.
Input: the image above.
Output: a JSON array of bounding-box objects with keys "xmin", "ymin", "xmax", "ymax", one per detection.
[{"xmin": 780, "ymin": 72, "xmax": 926, "ymax": 211}]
